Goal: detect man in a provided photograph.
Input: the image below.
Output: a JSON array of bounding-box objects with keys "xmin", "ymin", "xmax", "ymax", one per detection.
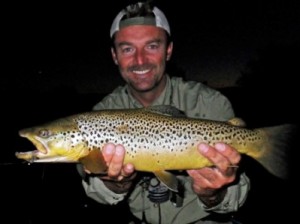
[{"xmin": 78, "ymin": 2, "xmax": 250, "ymax": 223}]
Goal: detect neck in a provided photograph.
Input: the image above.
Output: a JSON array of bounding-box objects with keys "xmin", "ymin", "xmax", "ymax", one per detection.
[
  {"xmin": 131, "ymin": 91, "xmax": 159, "ymax": 107},
  {"xmin": 130, "ymin": 76, "xmax": 167, "ymax": 107}
]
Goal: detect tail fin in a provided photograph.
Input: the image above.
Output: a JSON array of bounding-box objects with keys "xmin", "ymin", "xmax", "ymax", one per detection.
[{"xmin": 256, "ymin": 124, "xmax": 296, "ymax": 179}]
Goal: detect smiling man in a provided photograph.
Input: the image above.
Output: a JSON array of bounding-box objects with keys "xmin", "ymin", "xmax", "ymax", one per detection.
[{"xmin": 77, "ymin": 2, "xmax": 250, "ymax": 223}]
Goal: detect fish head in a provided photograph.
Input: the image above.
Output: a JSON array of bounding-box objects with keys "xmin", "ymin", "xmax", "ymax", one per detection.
[{"xmin": 15, "ymin": 117, "xmax": 89, "ymax": 163}]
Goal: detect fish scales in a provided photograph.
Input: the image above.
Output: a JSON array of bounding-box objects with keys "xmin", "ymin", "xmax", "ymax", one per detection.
[
  {"xmin": 74, "ymin": 110, "xmax": 257, "ymax": 171},
  {"xmin": 16, "ymin": 105, "xmax": 295, "ymax": 182}
]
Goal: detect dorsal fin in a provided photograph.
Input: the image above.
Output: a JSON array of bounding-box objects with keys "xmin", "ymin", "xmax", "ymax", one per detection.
[
  {"xmin": 227, "ymin": 117, "xmax": 247, "ymax": 127},
  {"xmin": 144, "ymin": 105, "xmax": 186, "ymax": 118}
]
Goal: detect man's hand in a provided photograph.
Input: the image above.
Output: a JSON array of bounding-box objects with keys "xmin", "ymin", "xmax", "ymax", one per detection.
[
  {"xmin": 187, "ymin": 143, "xmax": 241, "ymax": 206},
  {"xmin": 101, "ymin": 143, "xmax": 136, "ymax": 181},
  {"xmin": 86, "ymin": 143, "xmax": 136, "ymax": 194}
]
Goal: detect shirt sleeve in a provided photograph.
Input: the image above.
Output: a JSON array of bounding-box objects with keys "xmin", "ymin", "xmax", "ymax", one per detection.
[
  {"xmin": 200, "ymin": 172, "xmax": 250, "ymax": 213},
  {"xmin": 82, "ymin": 176, "xmax": 128, "ymax": 205}
]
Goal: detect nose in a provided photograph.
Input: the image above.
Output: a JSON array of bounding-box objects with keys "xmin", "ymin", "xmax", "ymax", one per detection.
[{"xmin": 134, "ymin": 49, "xmax": 147, "ymax": 65}]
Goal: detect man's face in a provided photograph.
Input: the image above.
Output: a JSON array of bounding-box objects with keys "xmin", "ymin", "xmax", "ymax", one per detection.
[{"xmin": 111, "ymin": 25, "xmax": 173, "ymax": 93}]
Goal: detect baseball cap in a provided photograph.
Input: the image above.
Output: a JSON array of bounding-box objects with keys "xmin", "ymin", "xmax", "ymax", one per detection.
[{"xmin": 110, "ymin": 2, "xmax": 171, "ymax": 38}]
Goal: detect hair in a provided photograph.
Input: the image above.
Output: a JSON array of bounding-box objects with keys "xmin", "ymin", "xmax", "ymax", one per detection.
[{"xmin": 122, "ymin": 1, "xmax": 155, "ymax": 19}]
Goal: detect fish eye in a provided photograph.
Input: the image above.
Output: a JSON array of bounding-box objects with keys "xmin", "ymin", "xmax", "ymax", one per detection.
[{"xmin": 39, "ymin": 129, "xmax": 50, "ymax": 138}]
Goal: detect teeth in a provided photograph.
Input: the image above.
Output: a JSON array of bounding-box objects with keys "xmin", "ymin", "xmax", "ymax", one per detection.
[{"xmin": 133, "ymin": 69, "xmax": 150, "ymax": 74}]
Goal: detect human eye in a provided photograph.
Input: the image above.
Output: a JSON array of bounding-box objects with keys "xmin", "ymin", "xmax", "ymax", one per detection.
[
  {"xmin": 147, "ymin": 43, "xmax": 159, "ymax": 50},
  {"xmin": 120, "ymin": 46, "xmax": 134, "ymax": 54}
]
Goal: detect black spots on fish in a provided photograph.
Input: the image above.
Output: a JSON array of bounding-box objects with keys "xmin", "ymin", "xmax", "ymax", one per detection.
[
  {"xmin": 128, "ymin": 151, "xmax": 136, "ymax": 159},
  {"xmin": 89, "ymin": 130, "xmax": 94, "ymax": 136}
]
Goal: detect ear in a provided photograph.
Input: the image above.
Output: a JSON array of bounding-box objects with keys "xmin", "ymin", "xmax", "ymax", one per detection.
[
  {"xmin": 166, "ymin": 42, "xmax": 173, "ymax": 61},
  {"xmin": 111, "ymin": 47, "xmax": 118, "ymax": 65}
]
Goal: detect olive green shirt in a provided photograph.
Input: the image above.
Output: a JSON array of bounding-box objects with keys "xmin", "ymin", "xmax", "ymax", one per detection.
[{"xmin": 81, "ymin": 75, "xmax": 250, "ymax": 223}]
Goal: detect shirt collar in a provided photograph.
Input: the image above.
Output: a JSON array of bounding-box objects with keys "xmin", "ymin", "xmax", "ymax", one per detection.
[{"xmin": 126, "ymin": 75, "xmax": 172, "ymax": 108}]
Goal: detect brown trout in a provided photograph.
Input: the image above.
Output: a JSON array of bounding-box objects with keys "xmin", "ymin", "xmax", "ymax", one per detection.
[{"xmin": 15, "ymin": 105, "xmax": 293, "ymax": 190}]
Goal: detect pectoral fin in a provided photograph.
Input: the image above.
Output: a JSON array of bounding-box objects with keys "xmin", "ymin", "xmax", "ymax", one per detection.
[
  {"xmin": 153, "ymin": 170, "xmax": 178, "ymax": 192},
  {"xmin": 79, "ymin": 148, "xmax": 107, "ymax": 174}
]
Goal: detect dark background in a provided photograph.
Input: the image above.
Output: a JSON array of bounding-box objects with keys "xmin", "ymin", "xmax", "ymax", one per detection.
[{"xmin": 1, "ymin": 0, "xmax": 299, "ymax": 223}]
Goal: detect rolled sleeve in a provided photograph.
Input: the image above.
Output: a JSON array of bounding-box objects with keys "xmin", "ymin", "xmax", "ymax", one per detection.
[
  {"xmin": 82, "ymin": 176, "xmax": 127, "ymax": 205},
  {"xmin": 199, "ymin": 173, "xmax": 250, "ymax": 213}
]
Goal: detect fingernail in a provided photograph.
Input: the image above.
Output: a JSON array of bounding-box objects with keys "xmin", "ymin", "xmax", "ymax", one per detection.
[
  {"xmin": 199, "ymin": 143, "xmax": 209, "ymax": 153},
  {"xmin": 215, "ymin": 143, "xmax": 226, "ymax": 152},
  {"xmin": 127, "ymin": 163, "xmax": 134, "ymax": 171},
  {"xmin": 115, "ymin": 145, "xmax": 124, "ymax": 156},
  {"xmin": 105, "ymin": 144, "xmax": 114, "ymax": 154}
]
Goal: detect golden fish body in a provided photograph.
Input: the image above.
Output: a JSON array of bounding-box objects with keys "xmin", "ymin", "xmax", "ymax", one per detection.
[{"xmin": 16, "ymin": 105, "xmax": 293, "ymax": 183}]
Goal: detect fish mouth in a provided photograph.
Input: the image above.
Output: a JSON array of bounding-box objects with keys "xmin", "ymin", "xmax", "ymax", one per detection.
[
  {"xmin": 31, "ymin": 135, "xmax": 49, "ymax": 154},
  {"xmin": 15, "ymin": 150, "xmax": 41, "ymax": 162},
  {"xmin": 16, "ymin": 132, "xmax": 49, "ymax": 162}
]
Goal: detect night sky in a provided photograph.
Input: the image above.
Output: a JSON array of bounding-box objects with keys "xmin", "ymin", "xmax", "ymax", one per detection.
[{"xmin": 3, "ymin": 0, "xmax": 299, "ymax": 94}]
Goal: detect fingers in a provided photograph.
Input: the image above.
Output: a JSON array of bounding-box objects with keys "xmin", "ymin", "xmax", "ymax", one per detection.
[
  {"xmin": 102, "ymin": 143, "xmax": 135, "ymax": 181},
  {"xmin": 214, "ymin": 143, "xmax": 241, "ymax": 167},
  {"xmin": 102, "ymin": 143, "xmax": 117, "ymax": 164},
  {"xmin": 188, "ymin": 143, "xmax": 241, "ymax": 196},
  {"xmin": 102, "ymin": 144, "xmax": 125, "ymax": 178},
  {"xmin": 198, "ymin": 143, "xmax": 240, "ymax": 177},
  {"xmin": 187, "ymin": 168, "xmax": 221, "ymax": 195}
]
